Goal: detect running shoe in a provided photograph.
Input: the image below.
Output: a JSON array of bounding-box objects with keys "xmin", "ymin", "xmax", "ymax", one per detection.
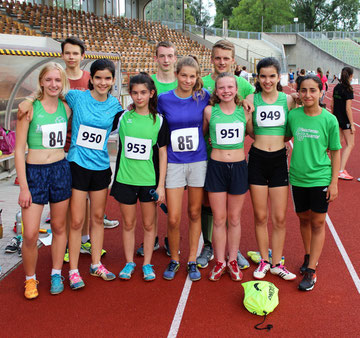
[
  {"xmin": 338, "ymin": 170, "xmax": 353, "ymax": 180},
  {"xmin": 69, "ymin": 272, "xmax": 85, "ymax": 290},
  {"xmin": 163, "ymin": 260, "xmax": 180, "ymax": 280},
  {"xmin": 142, "ymin": 264, "xmax": 156, "ymax": 282},
  {"xmin": 24, "ymin": 279, "xmax": 39, "ymax": 300},
  {"xmin": 247, "ymin": 250, "xmax": 262, "ymax": 264},
  {"xmin": 227, "ymin": 259, "xmax": 243, "ymax": 281},
  {"xmin": 119, "ymin": 262, "xmax": 136, "ymax": 280},
  {"xmin": 196, "ymin": 245, "xmax": 214, "ymax": 268},
  {"xmin": 103, "ymin": 214, "xmax": 119, "ymax": 229},
  {"xmin": 80, "ymin": 240, "xmax": 107, "ymax": 256},
  {"xmin": 357, "ymin": 177, "xmax": 360, "ymax": 182},
  {"xmin": 164, "ymin": 237, "xmax": 171, "ymax": 256},
  {"xmin": 298, "ymin": 268, "xmax": 317, "ymax": 291},
  {"xmin": 5, "ymin": 236, "xmax": 18, "ymax": 253},
  {"xmin": 64, "ymin": 248, "xmax": 69, "ymax": 263},
  {"xmin": 237, "ymin": 251, "xmax": 250, "ymax": 269},
  {"xmin": 90, "ymin": 264, "xmax": 116, "ymax": 281},
  {"xmin": 50, "ymin": 274, "xmax": 65, "ymax": 294},
  {"xmin": 136, "ymin": 237, "xmax": 160, "ymax": 256},
  {"xmin": 187, "ymin": 261, "xmax": 201, "ymax": 281},
  {"xmin": 17, "ymin": 239, "xmax": 22, "ymax": 257},
  {"xmin": 253, "ymin": 259, "xmax": 271, "ymax": 279},
  {"xmin": 208, "ymin": 260, "xmax": 226, "ymax": 281},
  {"xmin": 270, "ymin": 263, "xmax": 296, "ymax": 280}
]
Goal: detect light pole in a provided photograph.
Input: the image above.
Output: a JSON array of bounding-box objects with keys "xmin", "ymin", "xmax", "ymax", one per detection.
[{"xmin": 294, "ymin": 17, "xmax": 298, "ymax": 33}]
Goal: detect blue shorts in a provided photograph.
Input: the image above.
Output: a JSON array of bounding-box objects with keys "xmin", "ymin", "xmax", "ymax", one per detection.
[
  {"xmin": 204, "ymin": 158, "xmax": 248, "ymax": 195},
  {"xmin": 26, "ymin": 158, "xmax": 72, "ymax": 205}
]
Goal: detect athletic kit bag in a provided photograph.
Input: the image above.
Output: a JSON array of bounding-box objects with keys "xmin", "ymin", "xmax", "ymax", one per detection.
[
  {"xmin": 0, "ymin": 126, "xmax": 16, "ymax": 155},
  {"xmin": 242, "ymin": 281, "xmax": 279, "ymax": 331}
]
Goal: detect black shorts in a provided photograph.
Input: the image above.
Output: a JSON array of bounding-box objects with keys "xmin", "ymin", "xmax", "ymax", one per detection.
[
  {"xmin": 26, "ymin": 158, "xmax": 72, "ymax": 205},
  {"xmin": 334, "ymin": 113, "xmax": 351, "ymax": 130},
  {"xmin": 70, "ymin": 162, "xmax": 111, "ymax": 191},
  {"xmin": 248, "ymin": 145, "xmax": 288, "ymax": 187},
  {"xmin": 204, "ymin": 158, "xmax": 248, "ymax": 195},
  {"xmin": 110, "ymin": 180, "xmax": 156, "ymax": 205},
  {"xmin": 291, "ymin": 185, "xmax": 329, "ymax": 213}
]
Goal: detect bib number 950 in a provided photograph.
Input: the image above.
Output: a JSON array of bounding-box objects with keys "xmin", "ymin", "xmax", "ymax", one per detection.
[{"xmin": 76, "ymin": 125, "xmax": 106, "ymax": 150}]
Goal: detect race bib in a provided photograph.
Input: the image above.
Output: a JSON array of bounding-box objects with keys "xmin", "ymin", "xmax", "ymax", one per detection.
[
  {"xmin": 124, "ymin": 136, "xmax": 152, "ymax": 160},
  {"xmin": 42, "ymin": 123, "xmax": 66, "ymax": 148},
  {"xmin": 171, "ymin": 127, "xmax": 199, "ymax": 152},
  {"xmin": 256, "ymin": 106, "xmax": 285, "ymax": 127},
  {"xmin": 76, "ymin": 124, "xmax": 106, "ymax": 150},
  {"xmin": 216, "ymin": 123, "xmax": 244, "ymax": 145}
]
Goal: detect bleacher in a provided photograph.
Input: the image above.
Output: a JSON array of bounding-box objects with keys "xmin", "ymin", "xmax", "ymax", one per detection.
[
  {"xmin": 310, "ymin": 38, "xmax": 360, "ymax": 69},
  {"xmin": 0, "ymin": 0, "xmax": 213, "ymax": 76}
]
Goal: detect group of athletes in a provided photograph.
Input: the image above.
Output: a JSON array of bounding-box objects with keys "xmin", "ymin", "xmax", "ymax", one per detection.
[{"xmin": 15, "ymin": 35, "xmax": 347, "ymax": 299}]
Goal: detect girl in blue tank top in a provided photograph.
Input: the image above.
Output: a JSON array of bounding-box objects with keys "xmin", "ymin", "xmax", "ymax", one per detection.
[
  {"xmin": 157, "ymin": 56, "xmax": 210, "ymax": 281},
  {"xmin": 246, "ymin": 57, "xmax": 297, "ymax": 281},
  {"xmin": 15, "ymin": 62, "xmax": 72, "ymax": 299},
  {"xmin": 203, "ymin": 73, "xmax": 251, "ymax": 281}
]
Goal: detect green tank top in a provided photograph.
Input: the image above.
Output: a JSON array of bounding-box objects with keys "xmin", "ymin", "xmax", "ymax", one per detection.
[
  {"xmin": 209, "ymin": 103, "xmax": 246, "ymax": 150},
  {"xmin": 151, "ymin": 74, "xmax": 177, "ymax": 94},
  {"xmin": 27, "ymin": 99, "xmax": 68, "ymax": 149},
  {"xmin": 253, "ymin": 92, "xmax": 288, "ymax": 136}
]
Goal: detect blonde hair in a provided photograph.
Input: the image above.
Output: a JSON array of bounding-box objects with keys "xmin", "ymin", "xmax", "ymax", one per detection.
[
  {"xmin": 176, "ymin": 56, "xmax": 205, "ymax": 100},
  {"xmin": 212, "ymin": 39, "xmax": 235, "ymax": 59},
  {"xmin": 209, "ymin": 72, "xmax": 241, "ymax": 106},
  {"xmin": 36, "ymin": 62, "xmax": 69, "ymax": 101}
]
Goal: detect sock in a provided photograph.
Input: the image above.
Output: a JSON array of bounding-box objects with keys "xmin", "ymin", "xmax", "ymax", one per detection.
[
  {"xmin": 81, "ymin": 235, "xmax": 90, "ymax": 244},
  {"xmin": 51, "ymin": 269, "xmax": 61, "ymax": 276},
  {"xmin": 91, "ymin": 262, "xmax": 101, "ymax": 269},
  {"xmin": 69, "ymin": 269, "xmax": 79, "ymax": 276},
  {"xmin": 339, "ymin": 170, "xmax": 344, "ymax": 173},
  {"xmin": 26, "ymin": 274, "xmax": 36, "ymax": 281}
]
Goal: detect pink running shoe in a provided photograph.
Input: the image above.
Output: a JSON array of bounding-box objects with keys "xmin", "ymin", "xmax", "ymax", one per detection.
[
  {"xmin": 90, "ymin": 264, "xmax": 116, "ymax": 281},
  {"xmin": 339, "ymin": 170, "xmax": 353, "ymax": 180},
  {"xmin": 69, "ymin": 272, "xmax": 85, "ymax": 290},
  {"xmin": 227, "ymin": 259, "xmax": 243, "ymax": 281}
]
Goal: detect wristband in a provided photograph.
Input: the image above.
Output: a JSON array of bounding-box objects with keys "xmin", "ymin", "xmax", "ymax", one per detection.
[{"xmin": 25, "ymin": 96, "xmax": 35, "ymax": 103}]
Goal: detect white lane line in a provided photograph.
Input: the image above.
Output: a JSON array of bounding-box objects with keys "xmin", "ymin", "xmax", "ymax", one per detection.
[
  {"xmin": 354, "ymin": 122, "xmax": 360, "ymax": 127},
  {"xmin": 325, "ymin": 215, "xmax": 360, "ymax": 294},
  {"xmin": 289, "ymin": 140, "xmax": 360, "ymax": 293},
  {"xmin": 167, "ymin": 237, "xmax": 204, "ymax": 338}
]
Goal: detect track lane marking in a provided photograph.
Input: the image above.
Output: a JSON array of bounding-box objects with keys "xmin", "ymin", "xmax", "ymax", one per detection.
[{"xmin": 167, "ymin": 237, "xmax": 203, "ymax": 338}]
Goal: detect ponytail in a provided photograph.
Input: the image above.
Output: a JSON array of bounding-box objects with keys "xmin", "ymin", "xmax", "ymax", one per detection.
[{"xmin": 340, "ymin": 67, "xmax": 353, "ymax": 93}]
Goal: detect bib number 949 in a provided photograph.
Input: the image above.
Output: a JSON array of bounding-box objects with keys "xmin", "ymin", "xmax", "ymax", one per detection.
[{"xmin": 256, "ymin": 105, "xmax": 285, "ymax": 127}]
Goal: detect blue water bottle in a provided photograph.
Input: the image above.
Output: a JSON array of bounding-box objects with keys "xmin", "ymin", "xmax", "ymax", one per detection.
[{"xmin": 149, "ymin": 189, "xmax": 168, "ymax": 214}]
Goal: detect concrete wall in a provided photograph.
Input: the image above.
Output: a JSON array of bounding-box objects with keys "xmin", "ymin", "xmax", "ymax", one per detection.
[
  {"xmin": 267, "ymin": 33, "xmax": 296, "ymax": 45},
  {"xmin": 270, "ymin": 34, "xmax": 360, "ymax": 78}
]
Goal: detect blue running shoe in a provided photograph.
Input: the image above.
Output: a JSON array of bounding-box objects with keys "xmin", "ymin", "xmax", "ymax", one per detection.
[
  {"xmin": 69, "ymin": 272, "xmax": 85, "ymax": 290},
  {"xmin": 50, "ymin": 274, "xmax": 64, "ymax": 295},
  {"xmin": 142, "ymin": 264, "xmax": 156, "ymax": 281},
  {"xmin": 163, "ymin": 260, "xmax": 180, "ymax": 280},
  {"xmin": 119, "ymin": 262, "xmax": 136, "ymax": 280},
  {"xmin": 237, "ymin": 251, "xmax": 250, "ymax": 269},
  {"xmin": 90, "ymin": 264, "xmax": 116, "ymax": 281},
  {"xmin": 187, "ymin": 261, "xmax": 201, "ymax": 281}
]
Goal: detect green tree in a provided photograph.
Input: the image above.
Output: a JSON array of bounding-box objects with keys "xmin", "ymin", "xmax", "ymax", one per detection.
[
  {"xmin": 293, "ymin": 0, "xmax": 360, "ymax": 31},
  {"xmin": 230, "ymin": 0, "xmax": 293, "ymax": 32},
  {"xmin": 213, "ymin": 0, "xmax": 238, "ymax": 28},
  {"xmin": 186, "ymin": 0, "xmax": 212, "ymax": 26}
]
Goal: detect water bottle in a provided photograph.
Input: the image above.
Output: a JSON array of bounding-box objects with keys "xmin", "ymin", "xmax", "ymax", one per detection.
[
  {"xmin": 15, "ymin": 211, "xmax": 22, "ymax": 235},
  {"xmin": 149, "ymin": 189, "xmax": 168, "ymax": 214},
  {"xmin": 0, "ymin": 209, "xmax": 3, "ymax": 239}
]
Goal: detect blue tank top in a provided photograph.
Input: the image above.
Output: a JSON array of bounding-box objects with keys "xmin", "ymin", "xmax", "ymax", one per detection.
[{"xmin": 157, "ymin": 89, "xmax": 210, "ymax": 164}]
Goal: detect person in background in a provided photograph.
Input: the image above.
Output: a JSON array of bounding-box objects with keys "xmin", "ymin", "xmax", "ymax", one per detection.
[
  {"xmin": 332, "ymin": 67, "xmax": 355, "ymax": 181},
  {"xmin": 316, "ymin": 67, "xmax": 328, "ymax": 104}
]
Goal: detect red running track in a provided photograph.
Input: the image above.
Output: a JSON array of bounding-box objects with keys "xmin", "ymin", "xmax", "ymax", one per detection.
[{"xmin": 0, "ymin": 85, "xmax": 359, "ymax": 337}]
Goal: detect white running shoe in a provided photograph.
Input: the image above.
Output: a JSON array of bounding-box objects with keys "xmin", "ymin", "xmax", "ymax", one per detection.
[
  {"xmin": 270, "ymin": 264, "xmax": 296, "ymax": 280},
  {"xmin": 253, "ymin": 259, "xmax": 271, "ymax": 279}
]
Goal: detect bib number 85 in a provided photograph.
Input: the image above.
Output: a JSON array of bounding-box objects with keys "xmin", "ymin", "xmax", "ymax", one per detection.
[{"xmin": 177, "ymin": 135, "xmax": 193, "ymax": 151}]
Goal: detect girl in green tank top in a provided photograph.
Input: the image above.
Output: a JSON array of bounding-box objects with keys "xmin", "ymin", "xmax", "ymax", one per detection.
[
  {"xmin": 203, "ymin": 73, "xmax": 252, "ymax": 281},
  {"xmin": 246, "ymin": 57, "xmax": 297, "ymax": 282},
  {"xmin": 15, "ymin": 62, "xmax": 71, "ymax": 299}
]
